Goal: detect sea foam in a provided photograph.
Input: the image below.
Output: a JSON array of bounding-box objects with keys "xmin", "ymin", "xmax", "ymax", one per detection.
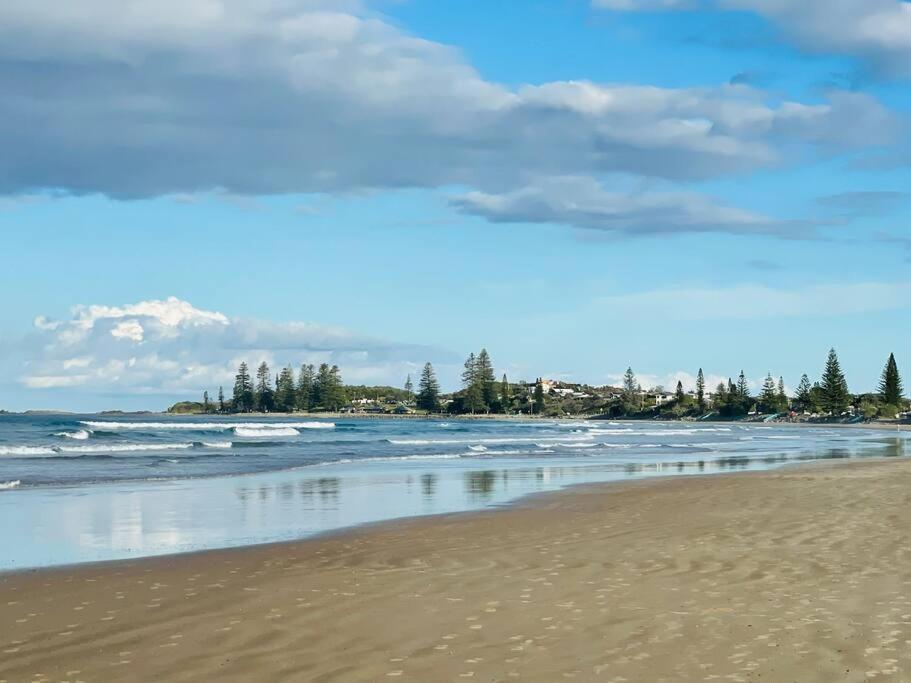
[
  {"xmin": 81, "ymin": 421, "xmax": 334, "ymax": 431},
  {"xmin": 55, "ymin": 429, "xmax": 91, "ymax": 440},
  {"xmin": 0, "ymin": 446, "xmax": 56, "ymax": 456},
  {"xmin": 388, "ymin": 435, "xmax": 594, "ymax": 446},
  {"xmin": 234, "ymin": 427, "xmax": 300, "ymax": 438},
  {"xmin": 57, "ymin": 443, "xmax": 195, "ymax": 454}
]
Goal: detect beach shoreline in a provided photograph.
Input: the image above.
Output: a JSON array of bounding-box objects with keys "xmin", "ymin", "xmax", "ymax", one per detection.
[
  {"xmin": 0, "ymin": 417, "xmax": 906, "ymax": 573},
  {"xmin": 16, "ymin": 408, "xmax": 909, "ymax": 432},
  {"xmin": 3, "ymin": 455, "xmax": 911, "ymax": 681}
]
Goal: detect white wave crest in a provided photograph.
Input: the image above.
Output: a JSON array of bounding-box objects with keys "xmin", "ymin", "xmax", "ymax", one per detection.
[
  {"xmin": 324, "ymin": 453, "xmax": 465, "ymax": 466},
  {"xmin": 0, "ymin": 446, "xmax": 56, "ymax": 456},
  {"xmin": 388, "ymin": 435, "xmax": 593, "ymax": 446},
  {"xmin": 57, "ymin": 443, "xmax": 195, "ymax": 454},
  {"xmin": 587, "ymin": 428, "xmax": 731, "ymax": 437},
  {"xmin": 0, "ymin": 480, "xmax": 22, "ymax": 489},
  {"xmin": 234, "ymin": 427, "xmax": 300, "ymax": 438},
  {"xmin": 81, "ymin": 421, "xmax": 335, "ymax": 431},
  {"xmin": 468, "ymin": 445, "xmax": 488, "ymax": 452},
  {"xmin": 55, "ymin": 429, "xmax": 91, "ymax": 440},
  {"xmin": 201, "ymin": 441, "xmax": 233, "ymax": 449}
]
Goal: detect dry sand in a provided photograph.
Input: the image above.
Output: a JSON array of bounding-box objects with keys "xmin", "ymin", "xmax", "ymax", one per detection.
[{"xmin": 3, "ymin": 458, "xmax": 911, "ymax": 682}]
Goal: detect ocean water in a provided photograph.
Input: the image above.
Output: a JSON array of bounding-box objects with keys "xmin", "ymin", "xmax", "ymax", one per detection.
[{"xmin": 0, "ymin": 414, "xmax": 907, "ymax": 570}]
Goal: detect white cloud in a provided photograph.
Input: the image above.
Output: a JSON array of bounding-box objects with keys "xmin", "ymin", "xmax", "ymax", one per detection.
[
  {"xmin": 597, "ymin": 282, "xmax": 911, "ymax": 320},
  {"xmin": 20, "ymin": 297, "xmax": 454, "ymax": 397},
  {"xmin": 111, "ymin": 320, "xmax": 145, "ymax": 342},
  {"xmin": 452, "ymin": 175, "xmax": 804, "ymax": 237},
  {"xmin": 0, "ymin": 0, "xmax": 897, "ymax": 213},
  {"xmin": 594, "ymin": 0, "xmax": 911, "ymax": 76}
]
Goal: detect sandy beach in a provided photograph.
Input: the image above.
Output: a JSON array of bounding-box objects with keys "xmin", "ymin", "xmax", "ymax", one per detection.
[{"xmin": 3, "ymin": 457, "xmax": 911, "ymax": 682}]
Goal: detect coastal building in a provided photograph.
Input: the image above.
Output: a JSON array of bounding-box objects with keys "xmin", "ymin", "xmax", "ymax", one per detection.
[{"xmin": 651, "ymin": 392, "xmax": 676, "ymax": 406}]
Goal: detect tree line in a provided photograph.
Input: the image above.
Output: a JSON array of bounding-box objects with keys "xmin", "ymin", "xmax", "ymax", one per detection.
[
  {"xmin": 202, "ymin": 361, "xmax": 347, "ymax": 413},
  {"xmin": 192, "ymin": 347, "xmax": 906, "ymax": 419},
  {"xmin": 618, "ymin": 348, "xmax": 904, "ymax": 420}
]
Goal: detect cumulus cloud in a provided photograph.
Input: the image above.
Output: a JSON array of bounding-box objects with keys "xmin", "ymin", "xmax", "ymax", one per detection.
[
  {"xmin": 452, "ymin": 176, "xmax": 807, "ymax": 237},
  {"xmin": 0, "ymin": 0, "xmax": 897, "ymax": 208},
  {"xmin": 594, "ymin": 0, "xmax": 911, "ymax": 76},
  {"xmin": 20, "ymin": 296, "xmax": 454, "ymax": 396}
]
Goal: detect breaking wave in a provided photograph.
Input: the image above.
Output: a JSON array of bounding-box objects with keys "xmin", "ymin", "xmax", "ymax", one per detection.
[
  {"xmin": 56, "ymin": 443, "xmax": 196, "ymax": 454},
  {"xmin": 0, "ymin": 446, "xmax": 57, "ymax": 456},
  {"xmin": 55, "ymin": 429, "xmax": 91, "ymax": 440},
  {"xmin": 80, "ymin": 421, "xmax": 335, "ymax": 431},
  {"xmin": 388, "ymin": 435, "xmax": 593, "ymax": 446},
  {"xmin": 0, "ymin": 443, "xmax": 211, "ymax": 457},
  {"xmin": 0, "ymin": 480, "xmax": 21, "ymax": 490},
  {"xmin": 234, "ymin": 427, "xmax": 300, "ymax": 438}
]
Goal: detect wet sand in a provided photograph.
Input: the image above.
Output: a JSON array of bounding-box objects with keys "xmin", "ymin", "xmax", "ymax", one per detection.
[{"xmin": 3, "ymin": 457, "xmax": 911, "ymax": 682}]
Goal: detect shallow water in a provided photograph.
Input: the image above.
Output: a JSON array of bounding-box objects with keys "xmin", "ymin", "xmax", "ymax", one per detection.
[{"xmin": 0, "ymin": 415, "xmax": 907, "ymax": 570}]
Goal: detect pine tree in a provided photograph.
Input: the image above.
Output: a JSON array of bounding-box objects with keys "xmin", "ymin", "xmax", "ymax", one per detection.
[
  {"xmin": 675, "ymin": 380, "xmax": 685, "ymax": 402},
  {"xmin": 500, "ymin": 373, "xmax": 511, "ymax": 412},
  {"xmin": 462, "ymin": 353, "xmax": 477, "ymax": 387},
  {"xmin": 796, "ymin": 374, "xmax": 812, "ymax": 411},
  {"xmin": 404, "ymin": 374, "xmax": 414, "ymax": 397},
  {"xmin": 232, "ymin": 362, "xmax": 254, "ymax": 412},
  {"xmin": 696, "ymin": 368, "xmax": 706, "ymax": 409},
  {"xmin": 879, "ymin": 353, "xmax": 904, "ymax": 407},
  {"xmin": 327, "ymin": 365, "xmax": 346, "ymax": 410},
  {"xmin": 462, "ymin": 353, "xmax": 484, "ymax": 414},
  {"xmin": 821, "ymin": 348, "xmax": 849, "ymax": 415},
  {"xmin": 255, "ymin": 361, "xmax": 274, "ymax": 412},
  {"xmin": 476, "ymin": 348, "xmax": 497, "ymax": 410},
  {"xmin": 416, "ymin": 362, "xmax": 441, "ymax": 412},
  {"xmin": 296, "ymin": 364, "xmax": 314, "ymax": 411},
  {"xmin": 623, "ymin": 367, "xmax": 637, "ymax": 396},
  {"xmin": 533, "ymin": 379, "xmax": 546, "ymax": 414},
  {"xmin": 203, "ymin": 390, "xmax": 210, "ymax": 413},
  {"xmin": 715, "ymin": 381, "xmax": 728, "ymax": 407},
  {"xmin": 275, "ymin": 365, "xmax": 296, "ymax": 412},
  {"xmin": 622, "ymin": 367, "xmax": 640, "ymax": 413},
  {"xmin": 777, "ymin": 377, "xmax": 787, "ymax": 411},
  {"xmin": 312, "ymin": 363, "xmax": 331, "ymax": 409},
  {"xmin": 737, "ymin": 371, "xmax": 749, "ymax": 398},
  {"xmin": 760, "ymin": 373, "xmax": 777, "ymax": 412}
]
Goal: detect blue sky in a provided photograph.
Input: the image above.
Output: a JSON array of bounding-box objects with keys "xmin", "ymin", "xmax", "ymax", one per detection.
[{"xmin": 1, "ymin": 0, "xmax": 911, "ymax": 410}]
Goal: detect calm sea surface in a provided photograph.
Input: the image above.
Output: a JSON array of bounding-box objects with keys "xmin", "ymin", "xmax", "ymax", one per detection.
[{"xmin": 0, "ymin": 414, "xmax": 907, "ymax": 570}]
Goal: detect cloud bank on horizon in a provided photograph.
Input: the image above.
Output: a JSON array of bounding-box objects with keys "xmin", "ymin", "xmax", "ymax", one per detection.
[
  {"xmin": 15, "ymin": 297, "xmax": 456, "ymax": 402},
  {"xmin": 0, "ymin": 0, "xmax": 903, "ymax": 240},
  {"xmin": 7, "ymin": 282, "xmax": 907, "ymax": 409}
]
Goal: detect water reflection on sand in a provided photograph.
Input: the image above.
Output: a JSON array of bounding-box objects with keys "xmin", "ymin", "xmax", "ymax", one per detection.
[{"xmin": 0, "ymin": 433, "xmax": 906, "ymax": 571}]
